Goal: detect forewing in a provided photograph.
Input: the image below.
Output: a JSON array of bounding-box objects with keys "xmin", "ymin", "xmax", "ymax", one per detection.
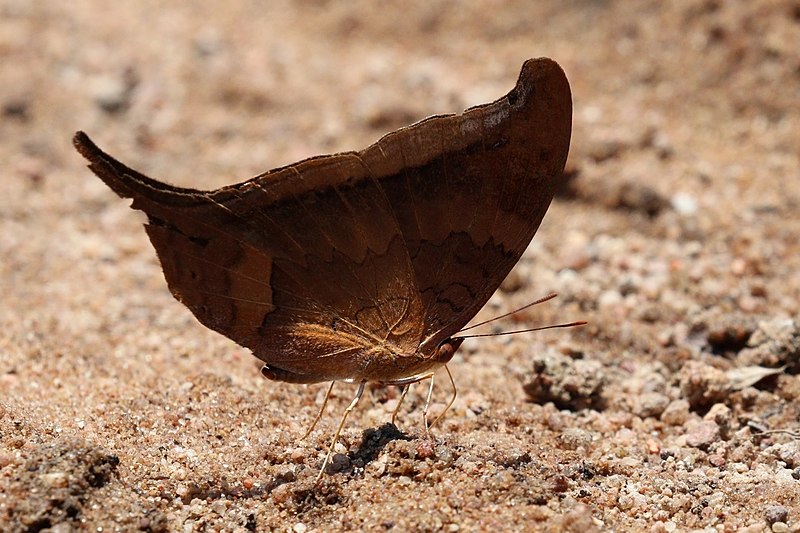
[{"xmin": 360, "ymin": 58, "xmax": 573, "ymax": 352}]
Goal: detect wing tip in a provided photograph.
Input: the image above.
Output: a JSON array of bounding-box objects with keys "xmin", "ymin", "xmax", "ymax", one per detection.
[
  {"xmin": 73, "ymin": 130, "xmax": 139, "ymax": 200},
  {"xmin": 515, "ymin": 57, "xmax": 572, "ymax": 107},
  {"xmin": 73, "ymin": 130, "xmax": 102, "ymax": 164},
  {"xmin": 73, "ymin": 131, "xmax": 200, "ymax": 205}
]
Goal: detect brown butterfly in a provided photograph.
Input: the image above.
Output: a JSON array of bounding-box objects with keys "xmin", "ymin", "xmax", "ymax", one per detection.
[{"xmin": 74, "ymin": 57, "xmax": 572, "ymax": 478}]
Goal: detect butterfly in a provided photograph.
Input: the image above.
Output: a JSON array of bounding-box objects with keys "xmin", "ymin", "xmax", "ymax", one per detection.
[{"xmin": 74, "ymin": 57, "xmax": 572, "ymax": 479}]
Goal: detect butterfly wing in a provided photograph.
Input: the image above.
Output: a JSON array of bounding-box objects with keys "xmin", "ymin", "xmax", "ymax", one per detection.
[
  {"xmin": 363, "ymin": 57, "xmax": 572, "ymax": 353},
  {"xmin": 74, "ymin": 57, "xmax": 571, "ymax": 384},
  {"xmin": 75, "ymin": 134, "xmax": 427, "ymax": 383}
]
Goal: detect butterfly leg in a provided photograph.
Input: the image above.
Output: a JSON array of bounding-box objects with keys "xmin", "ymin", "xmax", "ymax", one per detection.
[
  {"xmin": 422, "ymin": 373, "xmax": 436, "ymax": 436},
  {"xmin": 429, "ymin": 365, "xmax": 457, "ymax": 429},
  {"xmin": 303, "ymin": 381, "xmax": 336, "ymax": 440},
  {"xmin": 316, "ymin": 380, "xmax": 366, "ymax": 482},
  {"xmin": 391, "ymin": 384, "xmax": 410, "ymax": 426}
]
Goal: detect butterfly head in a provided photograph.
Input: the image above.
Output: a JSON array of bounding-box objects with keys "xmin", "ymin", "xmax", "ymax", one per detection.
[{"xmin": 434, "ymin": 337, "xmax": 464, "ymax": 365}]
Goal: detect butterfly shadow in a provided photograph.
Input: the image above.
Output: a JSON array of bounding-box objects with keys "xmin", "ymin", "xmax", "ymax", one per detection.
[{"xmin": 341, "ymin": 422, "xmax": 412, "ymax": 470}]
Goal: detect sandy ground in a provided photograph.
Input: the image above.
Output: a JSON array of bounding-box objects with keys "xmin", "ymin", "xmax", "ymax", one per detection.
[{"xmin": 2, "ymin": 1, "xmax": 800, "ymax": 531}]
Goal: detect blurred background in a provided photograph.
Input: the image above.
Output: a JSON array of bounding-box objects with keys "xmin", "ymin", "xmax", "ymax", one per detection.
[{"xmin": 2, "ymin": 1, "xmax": 800, "ymax": 530}]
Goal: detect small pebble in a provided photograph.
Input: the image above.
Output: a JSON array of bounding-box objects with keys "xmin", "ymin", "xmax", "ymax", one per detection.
[
  {"xmin": 703, "ymin": 403, "xmax": 731, "ymax": 424},
  {"xmin": 416, "ymin": 439, "xmax": 436, "ymax": 459},
  {"xmin": 660, "ymin": 399, "xmax": 691, "ymax": 426},
  {"xmin": 738, "ymin": 318, "xmax": 800, "ymax": 370},
  {"xmin": 523, "ymin": 350, "xmax": 604, "ymax": 410},
  {"xmin": 685, "ymin": 421, "xmax": 720, "ymax": 450},
  {"xmin": 211, "ymin": 500, "xmax": 227, "ymax": 515},
  {"xmin": 90, "ymin": 71, "xmax": 136, "ymax": 113},
  {"xmin": 289, "ymin": 447, "xmax": 307, "ymax": 463},
  {"xmin": 646, "ymin": 439, "xmax": 661, "ymax": 455},
  {"xmin": 671, "ymin": 193, "xmax": 698, "ymax": 216},
  {"xmin": 436, "ymin": 446, "xmax": 455, "ymax": 467},
  {"xmin": 368, "ymin": 458, "xmax": 387, "ymax": 477},
  {"xmin": 549, "ymin": 474, "xmax": 570, "ymax": 493},
  {"xmin": 271, "ymin": 483, "xmax": 293, "ymax": 505},
  {"xmin": 765, "ymin": 504, "xmax": 789, "ymax": 525},
  {"xmin": 679, "ymin": 362, "xmax": 731, "ymax": 410},
  {"xmin": 42, "ymin": 472, "xmax": 68, "ymax": 488},
  {"xmin": 329, "ymin": 453, "xmax": 350, "ymax": 473},
  {"xmin": 633, "ymin": 392, "xmax": 670, "ymax": 418},
  {"xmin": 559, "ymin": 428, "xmax": 594, "ymax": 450},
  {"xmin": 499, "ymin": 269, "xmax": 524, "ymax": 292}
]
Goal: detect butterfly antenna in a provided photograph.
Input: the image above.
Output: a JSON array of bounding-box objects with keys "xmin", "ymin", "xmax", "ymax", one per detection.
[
  {"xmin": 456, "ymin": 292, "xmax": 559, "ymax": 334},
  {"xmin": 453, "ymin": 320, "xmax": 587, "ymax": 340}
]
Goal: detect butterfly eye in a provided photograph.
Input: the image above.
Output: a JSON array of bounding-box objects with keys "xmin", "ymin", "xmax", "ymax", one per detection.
[
  {"xmin": 435, "ymin": 338, "xmax": 464, "ymax": 363},
  {"xmin": 260, "ymin": 365, "xmax": 276, "ymax": 381}
]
